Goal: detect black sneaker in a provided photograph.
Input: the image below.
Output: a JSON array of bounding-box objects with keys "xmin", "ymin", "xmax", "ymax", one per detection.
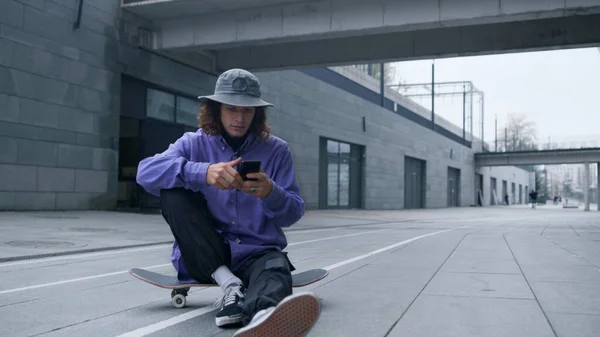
[
  {"xmin": 233, "ymin": 292, "xmax": 321, "ymax": 337},
  {"xmin": 214, "ymin": 283, "xmax": 245, "ymax": 327}
]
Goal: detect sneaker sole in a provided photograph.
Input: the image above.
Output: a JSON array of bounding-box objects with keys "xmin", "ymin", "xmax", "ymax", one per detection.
[
  {"xmin": 216, "ymin": 314, "xmax": 243, "ymax": 327},
  {"xmin": 234, "ymin": 292, "xmax": 321, "ymax": 337}
]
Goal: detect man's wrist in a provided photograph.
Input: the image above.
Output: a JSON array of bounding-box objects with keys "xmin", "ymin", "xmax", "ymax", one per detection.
[
  {"xmin": 262, "ymin": 180, "xmax": 285, "ymax": 210},
  {"xmin": 261, "ymin": 179, "xmax": 274, "ymax": 199}
]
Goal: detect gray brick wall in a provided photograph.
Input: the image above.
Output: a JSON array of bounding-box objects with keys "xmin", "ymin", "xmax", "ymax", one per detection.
[
  {"xmin": 0, "ymin": 0, "xmax": 122, "ymax": 210},
  {"xmin": 0, "ymin": 0, "xmax": 215, "ymax": 210}
]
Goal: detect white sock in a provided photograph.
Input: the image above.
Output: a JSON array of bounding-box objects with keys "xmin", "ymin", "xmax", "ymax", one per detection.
[{"xmin": 211, "ymin": 265, "xmax": 243, "ymax": 292}]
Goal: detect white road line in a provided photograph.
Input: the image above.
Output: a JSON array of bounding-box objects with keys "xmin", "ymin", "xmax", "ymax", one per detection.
[
  {"xmin": 115, "ymin": 306, "xmax": 217, "ymax": 337},
  {"xmin": 113, "ymin": 227, "xmax": 457, "ymax": 337},
  {"xmin": 0, "ymin": 263, "xmax": 171, "ymax": 295},
  {"xmin": 0, "ymin": 229, "xmax": 390, "ymax": 295},
  {"xmin": 284, "ymin": 227, "xmax": 350, "ymax": 235},
  {"xmin": 0, "ymin": 245, "xmax": 173, "ymax": 268},
  {"xmin": 322, "ymin": 228, "xmax": 455, "ymax": 270},
  {"xmin": 288, "ymin": 229, "xmax": 391, "ymax": 246}
]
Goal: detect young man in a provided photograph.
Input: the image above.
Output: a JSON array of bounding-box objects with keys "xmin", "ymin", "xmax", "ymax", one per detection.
[{"xmin": 136, "ymin": 68, "xmax": 321, "ymax": 336}]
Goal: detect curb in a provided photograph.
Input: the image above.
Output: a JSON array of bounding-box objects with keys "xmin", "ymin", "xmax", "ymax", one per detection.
[{"xmin": 0, "ymin": 241, "xmax": 173, "ymax": 263}]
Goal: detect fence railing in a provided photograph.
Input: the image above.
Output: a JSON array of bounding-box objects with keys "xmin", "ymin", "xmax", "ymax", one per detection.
[{"xmin": 478, "ymin": 139, "xmax": 600, "ymax": 153}]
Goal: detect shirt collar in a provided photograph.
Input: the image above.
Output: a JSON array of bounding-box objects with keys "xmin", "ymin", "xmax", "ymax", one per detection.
[{"xmin": 217, "ymin": 132, "xmax": 257, "ymax": 153}]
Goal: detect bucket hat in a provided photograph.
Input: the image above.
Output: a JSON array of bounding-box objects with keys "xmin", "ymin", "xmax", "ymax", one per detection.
[{"xmin": 198, "ymin": 68, "xmax": 273, "ymax": 107}]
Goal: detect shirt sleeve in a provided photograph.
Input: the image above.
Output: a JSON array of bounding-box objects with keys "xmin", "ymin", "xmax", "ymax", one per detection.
[
  {"xmin": 136, "ymin": 133, "xmax": 210, "ymax": 196},
  {"xmin": 261, "ymin": 145, "xmax": 305, "ymax": 227}
]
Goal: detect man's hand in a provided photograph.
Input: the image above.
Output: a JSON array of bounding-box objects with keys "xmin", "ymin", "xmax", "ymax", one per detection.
[
  {"xmin": 206, "ymin": 157, "xmax": 244, "ymax": 190},
  {"xmin": 241, "ymin": 171, "xmax": 273, "ymax": 199}
]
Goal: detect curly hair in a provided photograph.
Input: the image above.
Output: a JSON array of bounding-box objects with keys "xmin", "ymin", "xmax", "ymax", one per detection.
[{"xmin": 198, "ymin": 99, "xmax": 270, "ymax": 140}]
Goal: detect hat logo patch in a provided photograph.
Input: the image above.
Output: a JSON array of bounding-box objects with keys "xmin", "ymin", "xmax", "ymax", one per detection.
[{"xmin": 232, "ymin": 77, "xmax": 248, "ymax": 91}]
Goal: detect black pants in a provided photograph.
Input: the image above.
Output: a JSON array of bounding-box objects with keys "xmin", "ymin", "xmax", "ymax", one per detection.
[{"xmin": 159, "ymin": 188, "xmax": 293, "ymax": 325}]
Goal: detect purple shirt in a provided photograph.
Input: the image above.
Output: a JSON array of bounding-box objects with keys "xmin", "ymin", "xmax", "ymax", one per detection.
[{"xmin": 135, "ymin": 129, "xmax": 305, "ymax": 277}]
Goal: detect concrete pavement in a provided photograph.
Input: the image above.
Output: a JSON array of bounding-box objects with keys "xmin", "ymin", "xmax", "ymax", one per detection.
[{"xmin": 0, "ymin": 206, "xmax": 599, "ymax": 336}]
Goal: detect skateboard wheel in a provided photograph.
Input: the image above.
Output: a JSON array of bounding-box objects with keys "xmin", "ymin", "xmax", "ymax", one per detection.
[{"xmin": 172, "ymin": 294, "xmax": 186, "ymax": 308}]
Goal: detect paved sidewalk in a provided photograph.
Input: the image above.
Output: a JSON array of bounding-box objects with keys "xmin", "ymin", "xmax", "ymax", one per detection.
[
  {"xmin": 0, "ymin": 209, "xmax": 394, "ymax": 260},
  {"xmin": 0, "ymin": 206, "xmax": 599, "ymax": 336},
  {"xmin": 1, "ymin": 205, "xmax": 597, "ymax": 260}
]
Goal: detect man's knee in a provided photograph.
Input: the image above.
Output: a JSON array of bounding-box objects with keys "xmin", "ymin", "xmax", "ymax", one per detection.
[
  {"xmin": 260, "ymin": 253, "xmax": 293, "ymax": 293},
  {"xmin": 243, "ymin": 250, "xmax": 293, "ymax": 286},
  {"xmin": 264, "ymin": 254, "xmax": 290, "ymax": 273},
  {"xmin": 258, "ymin": 250, "xmax": 295, "ymax": 276}
]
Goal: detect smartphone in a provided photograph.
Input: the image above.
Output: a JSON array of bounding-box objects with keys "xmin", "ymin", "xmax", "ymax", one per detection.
[{"xmin": 238, "ymin": 160, "xmax": 261, "ymax": 181}]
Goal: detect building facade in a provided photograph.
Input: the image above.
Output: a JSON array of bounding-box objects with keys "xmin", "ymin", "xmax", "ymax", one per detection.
[
  {"xmin": 0, "ymin": 0, "xmax": 530, "ymax": 211},
  {"xmin": 544, "ymin": 163, "xmax": 598, "ymax": 200}
]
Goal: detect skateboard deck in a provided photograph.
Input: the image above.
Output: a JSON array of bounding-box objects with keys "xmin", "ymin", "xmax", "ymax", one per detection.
[{"xmin": 129, "ymin": 267, "xmax": 328, "ymax": 308}]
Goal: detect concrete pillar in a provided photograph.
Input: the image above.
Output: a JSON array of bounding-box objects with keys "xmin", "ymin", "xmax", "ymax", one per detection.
[
  {"xmin": 597, "ymin": 163, "xmax": 600, "ymax": 211},
  {"xmin": 584, "ymin": 162, "xmax": 590, "ymax": 211}
]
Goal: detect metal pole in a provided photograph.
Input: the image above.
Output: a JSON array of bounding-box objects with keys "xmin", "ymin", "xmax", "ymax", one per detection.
[
  {"xmin": 73, "ymin": 0, "xmax": 84, "ymax": 30},
  {"xmin": 597, "ymin": 163, "xmax": 599, "ymax": 211},
  {"xmin": 470, "ymin": 84, "xmax": 473, "ymax": 144},
  {"xmin": 380, "ymin": 63, "xmax": 385, "ymax": 107},
  {"xmin": 481, "ymin": 93, "xmax": 484, "ymax": 150},
  {"xmin": 431, "ymin": 62, "xmax": 435, "ymax": 130},
  {"xmin": 495, "ymin": 115, "xmax": 498, "ymax": 152},
  {"xmin": 462, "ymin": 85, "xmax": 466, "ymax": 140}
]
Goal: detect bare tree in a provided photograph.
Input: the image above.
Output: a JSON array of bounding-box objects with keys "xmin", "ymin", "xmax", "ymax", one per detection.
[
  {"xmin": 355, "ymin": 63, "xmax": 396, "ymax": 84},
  {"xmin": 372, "ymin": 63, "xmax": 396, "ymax": 85},
  {"xmin": 501, "ymin": 113, "xmax": 538, "ymax": 151},
  {"xmin": 561, "ymin": 172, "xmax": 573, "ymax": 198}
]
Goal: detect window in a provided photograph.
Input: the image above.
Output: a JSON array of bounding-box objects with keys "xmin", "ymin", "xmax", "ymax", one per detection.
[
  {"xmin": 177, "ymin": 96, "xmax": 200, "ymax": 127},
  {"xmin": 320, "ymin": 137, "xmax": 364, "ymax": 209},
  {"xmin": 146, "ymin": 88, "xmax": 201, "ymax": 127},
  {"xmin": 327, "ymin": 159, "xmax": 339, "ymax": 206},
  {"xmin": 146, "ymin": 88, "xmax": 175, "ymax": 122}
]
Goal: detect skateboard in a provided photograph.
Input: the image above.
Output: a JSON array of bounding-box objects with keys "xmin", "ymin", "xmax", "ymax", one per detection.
[{"xmin": 129, "ymin": 267, "xmax": 328, "ymax": 308}]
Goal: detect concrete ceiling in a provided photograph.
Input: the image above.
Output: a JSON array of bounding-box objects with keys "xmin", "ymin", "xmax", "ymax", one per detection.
[
  {"xmin": 122, "ymin": 0, "xmax": 310, "ymax": 18},
  {"xmin": 175, "ymin": 13, "xmax": 600, "ymax": 72},
  {"xmin": 124, "ymin": 0, "xmax": 600, "ymax": 73}
]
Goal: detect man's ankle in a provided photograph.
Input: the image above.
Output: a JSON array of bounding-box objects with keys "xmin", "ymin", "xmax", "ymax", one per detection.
[{"xmin": 212, "ymin": 265, "xmax": 243, "ymax": 292}]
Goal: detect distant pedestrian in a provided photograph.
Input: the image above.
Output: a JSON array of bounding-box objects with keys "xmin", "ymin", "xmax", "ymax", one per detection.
[{"xmin": 529, "ymin": 190, "xmax": 538, "ymax": 209}]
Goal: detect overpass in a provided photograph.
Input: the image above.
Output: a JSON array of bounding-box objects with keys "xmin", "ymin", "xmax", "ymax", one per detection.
[
  {"xmin": 474, "ymin": 148, "xmax": 600, "ymax": 167},
  {"xmin": 475, "ymin": 148, "xmax": 600, "ymax": 212},
  {"xmin": 121, "ymin": 0, "xmax": 600, "ymax": 72}
]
